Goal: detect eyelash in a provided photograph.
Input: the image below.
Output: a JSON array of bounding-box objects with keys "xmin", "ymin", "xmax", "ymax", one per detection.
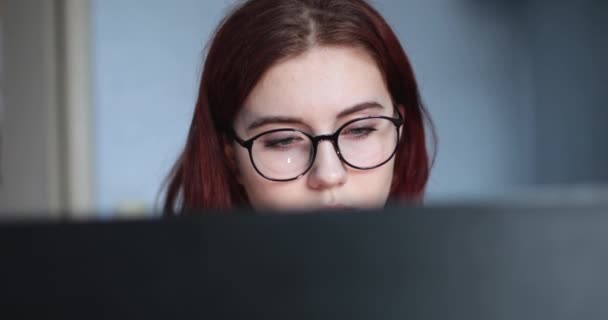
[
  {"xmin": 264, "ymin": 137, "xmax": 302, "ymax": 148},
  {"xmin": 342, "ymin": 127, "xmax": 376, "ymax": 138}
]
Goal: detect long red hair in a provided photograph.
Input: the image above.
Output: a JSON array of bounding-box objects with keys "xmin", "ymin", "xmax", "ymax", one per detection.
[{"xmin": 162, "ymin": 0, "xmax": 435, "ymax": 214}]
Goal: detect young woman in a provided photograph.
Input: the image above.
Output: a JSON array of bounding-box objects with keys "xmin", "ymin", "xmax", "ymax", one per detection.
[{"xmin": 163, "ymin": 0, "xmax": 434, "ymax": 214}]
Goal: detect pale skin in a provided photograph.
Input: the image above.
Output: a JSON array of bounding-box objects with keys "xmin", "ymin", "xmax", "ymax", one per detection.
[{"xmin": 229, "ymin": 45, "xmax": 403, "ymax": 211}]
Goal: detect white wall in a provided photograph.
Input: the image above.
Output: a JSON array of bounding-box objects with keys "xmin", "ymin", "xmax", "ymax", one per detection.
[
  {"xmin": 0, "ymin": 12, "xmax": 3, "ymax": 171},
  {"xmin": 0, "ymin": 0, "xmax": 64, "ymax": 216}
]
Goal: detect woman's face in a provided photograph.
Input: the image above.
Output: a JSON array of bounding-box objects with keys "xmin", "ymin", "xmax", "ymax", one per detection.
[{"xmin": 231, "ymin": 46, "xmax": 400, "ymax": 211}]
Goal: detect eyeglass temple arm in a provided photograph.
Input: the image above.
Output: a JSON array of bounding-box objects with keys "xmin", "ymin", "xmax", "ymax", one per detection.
[{"xmin": 231, "ymin": 130, "xmax": 249, "ymax": 147}]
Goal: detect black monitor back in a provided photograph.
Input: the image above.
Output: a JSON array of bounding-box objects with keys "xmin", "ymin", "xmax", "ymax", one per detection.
[{"xmin": 2, "ymin": 204, "xmax": 608, "ymax": 319}]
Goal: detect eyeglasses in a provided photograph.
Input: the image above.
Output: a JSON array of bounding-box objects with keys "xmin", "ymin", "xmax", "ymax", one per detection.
[{"xmin": 233, "ymin": 114, "xmax": 404, "ymax": 181}]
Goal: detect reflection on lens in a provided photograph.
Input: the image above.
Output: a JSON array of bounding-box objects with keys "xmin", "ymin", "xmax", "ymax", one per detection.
[{"xmin": 251, "ymin": 130, "xmax": 313, "ymax": 180}]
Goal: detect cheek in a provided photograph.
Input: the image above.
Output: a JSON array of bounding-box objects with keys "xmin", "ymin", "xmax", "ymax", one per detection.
[
  {"xmin": 234, "ymin": 148, "xmax": 256, "ymax": 184},
  {"xmin": 348, "ymin": 161, "xmax": 395, "ymax": 207},
  {"xmin": 243, "ymin": 179, "xmax": 311, "ymax": 210}
]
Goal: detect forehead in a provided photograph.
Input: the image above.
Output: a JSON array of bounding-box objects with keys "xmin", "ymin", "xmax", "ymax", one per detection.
[{"xmin": 236, "ymin": 46, "xmax": 392, "ymax": 128}]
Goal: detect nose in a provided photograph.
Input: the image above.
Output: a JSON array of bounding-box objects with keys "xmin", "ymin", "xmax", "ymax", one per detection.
[{"xmin": 307, "ymin": 140, "xmax": 347, "ymax": 190}]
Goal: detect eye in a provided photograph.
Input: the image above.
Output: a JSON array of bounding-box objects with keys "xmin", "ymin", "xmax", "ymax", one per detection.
[
  {"xmin": 342, "ymin": 126, "xmax": 377, "ymax": 138},
  {"xmin": 262, "ymin": 136, "xmax": 306, "ymax": 149}
]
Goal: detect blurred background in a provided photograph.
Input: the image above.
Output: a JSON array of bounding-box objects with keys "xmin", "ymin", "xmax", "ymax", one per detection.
[{"xmin": 0, "ymin": 0, "xmax": 606, "ymax": 219}]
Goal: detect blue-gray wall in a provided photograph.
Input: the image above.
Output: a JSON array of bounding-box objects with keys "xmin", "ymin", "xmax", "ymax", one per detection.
[
  {"xmin": 91, "ymin": 0, "xmax": 607, "ymax": 213},
  {"xmin": 376, "ymin": 0, "xmax": 537, "ymax": 201},
  {"xmin": 526, "ymin": 0, "xmax": 608, "ymax": 184},
  {"xmin": 92, "ymin": 0, "xmax": 232, "ymax": 213}
]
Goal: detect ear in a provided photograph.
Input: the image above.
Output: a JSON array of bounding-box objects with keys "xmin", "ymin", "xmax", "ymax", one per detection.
[
  {"xmin": 222, "ymin": 135, "xmax": 243, "ymax": 185},
  {"xmin": 396, "ymin": 104, "xmax": 405, "ymax": 118},
  {"xmin": 396, "ymin": 104, "xmax": 406, "ymax": 138}
]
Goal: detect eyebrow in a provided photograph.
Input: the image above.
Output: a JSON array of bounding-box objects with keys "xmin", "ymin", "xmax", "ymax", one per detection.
[{"xmin": 246, "ymin": 101, "xmax": 386, "ymax": 132}]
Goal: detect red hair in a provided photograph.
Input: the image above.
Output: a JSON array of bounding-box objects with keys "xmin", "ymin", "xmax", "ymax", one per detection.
[{"xmin": 162, "ymin": 0, "xmax": 435, "ymax": 214}]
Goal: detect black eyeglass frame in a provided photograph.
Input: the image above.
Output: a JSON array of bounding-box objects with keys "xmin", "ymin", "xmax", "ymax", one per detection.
[{"xmin": 233, "ymin": 114, "xmax": 404, "ymax": 182}]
